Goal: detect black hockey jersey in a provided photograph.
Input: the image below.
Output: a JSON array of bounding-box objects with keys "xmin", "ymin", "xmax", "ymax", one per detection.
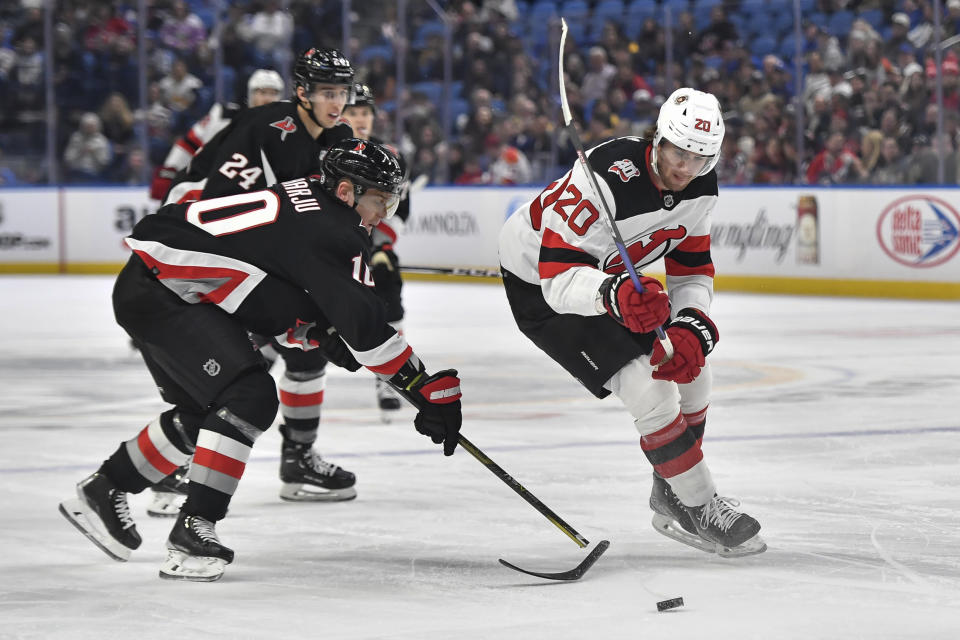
[
  {"xmin": 163, "ymin": 101, "xmax": 354, "ymax": 206},
  {"xmin": 129, "ymin": 177, "xmax": 410, "ymax": 375}
]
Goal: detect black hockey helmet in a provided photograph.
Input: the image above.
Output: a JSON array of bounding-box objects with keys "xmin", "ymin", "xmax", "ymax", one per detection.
[
  {"xmin": 294, "ymin": 47, "xmax": 355, "ymax": 90},
  {"xmin": 348, "ymin": 83, "xmax": 377, "ymax": 115},
  {"xmin": 321, "ymin": 138, "xmax": 405, "ymax": 216}
]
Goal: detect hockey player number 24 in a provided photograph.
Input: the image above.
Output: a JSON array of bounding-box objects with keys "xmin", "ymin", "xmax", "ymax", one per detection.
[{"xmin": 219, "ymin": 152, "xmax": 264, "ymax": 190}]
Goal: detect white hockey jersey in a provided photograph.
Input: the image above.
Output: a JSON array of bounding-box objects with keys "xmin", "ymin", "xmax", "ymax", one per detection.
[{"xmin": 499, "ymin": 137, "xmax": 718, "ymax": 318}]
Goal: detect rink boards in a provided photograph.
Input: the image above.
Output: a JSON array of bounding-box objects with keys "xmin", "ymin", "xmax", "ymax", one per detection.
[{"xmin": 0, "ymin": 184, "xmax": 957, "ymax": 299}]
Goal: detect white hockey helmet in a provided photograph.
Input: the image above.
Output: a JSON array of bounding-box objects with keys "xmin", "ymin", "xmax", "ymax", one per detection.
[
  {"xmin": 652, "ymin": 87, "xmax": 725, "ymax": 177},
  {"xmin": 247, "ymin": 69, "xmax": 284, "ymax": 104}
]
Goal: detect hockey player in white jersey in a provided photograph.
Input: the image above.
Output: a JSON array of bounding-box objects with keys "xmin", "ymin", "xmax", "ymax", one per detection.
[
  {"xmin": 149, "ymin": 69, "xmax": 285, "ymax": 201},
  {"xmin": 499, "ymin": 88, "xmax": 765, "ymax": 557}
]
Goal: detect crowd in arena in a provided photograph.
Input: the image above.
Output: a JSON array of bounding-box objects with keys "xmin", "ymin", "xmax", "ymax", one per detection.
[{"xmin": 1, "ymin": 0, "xmax": 959, "ymax": 186}]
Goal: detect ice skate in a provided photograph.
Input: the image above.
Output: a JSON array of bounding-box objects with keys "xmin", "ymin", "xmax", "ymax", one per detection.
[
  {"xmin": 58, "ymin": 472, "xmax": 142, "ymax": 562},
  {"xmin": 159, "ymin": 512, "xmax": 234, "ymax": 582},
  {"xmin": 683, "ymin": 494, "xmax": 766, "ymax": 557},
  {"xmin": 375, "ymin": 377, "xmax": 402, "ymax": 423},
  {"xmin": 649, "ymin": 472, "xmax": 719, "ymax": 553},
  {"xmin": 146, "ymin": 463, "xmax": 189, "ymax": 517},
  {"xmin": 279, "ymin": 441, "xmax": 357, "ymax": 502}
]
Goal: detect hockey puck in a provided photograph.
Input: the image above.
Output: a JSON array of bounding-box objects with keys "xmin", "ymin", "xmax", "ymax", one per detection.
[{"xmin": 656, "ymin": 597, "xmax": 684, "ymax": 612}]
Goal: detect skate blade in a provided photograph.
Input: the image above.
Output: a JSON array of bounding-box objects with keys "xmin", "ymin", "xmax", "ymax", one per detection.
[
  {"xmin": 279, "ymin": 483, "xmax": 358, "ymax": 502},
  {"xmin": 717, "ymin": 534, "xmax": 767, "ymax": 558},
  {"xmin": 146, "ymin": 493, "xmax": 186, "ymax": 518},
  {"xmin": 651, "ymin": 513, "xmax": 716, "ymax": 554},
  {"xmin": 59, "ymin": 499, "xmax": 132, "ymax": 562},
  {"xmin": 158, "ymin": 549, "xmax": 227, "ymax": 582}
]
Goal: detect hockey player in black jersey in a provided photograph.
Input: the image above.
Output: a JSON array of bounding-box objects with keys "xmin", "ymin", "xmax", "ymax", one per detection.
[
  {"xmin": 499, "ymin": 88, "xmax": 765, "ymax": 557},
  {"xmin": 341, "ymin": 84, "xmax": 410, "ymax": 420},
  {"xmin": 149, "ymin": 69, "xmax": 285, "ymax": 201},
  {"xmin": 148, "ymin": 47, "xmax": 361, "ymax": 512},
  {"xmin": 59, "ymin": 139, "xmax": 463, "ymax": 581},
  {"xmin": 163, "ymin": 47, "xmax": 355, "ymax": 205}
]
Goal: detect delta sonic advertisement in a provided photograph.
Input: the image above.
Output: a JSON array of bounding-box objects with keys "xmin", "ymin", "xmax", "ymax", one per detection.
[{"xmin": 710, "ymin": 188, "xmax": 960, "ymax": 283}]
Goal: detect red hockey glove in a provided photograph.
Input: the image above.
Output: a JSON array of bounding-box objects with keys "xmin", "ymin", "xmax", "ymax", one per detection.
[
  {"xmin": 599, "ymin": 272, "xmax": 670, "ymax": 333},
  {"xmin": 389, "ymin": 359, "xmax": 462, "ymax": 456},
  {"xmin": 649, "ymin": 308, "xmax": 719, "ymax": 384},
  {"xmin": 149, "ymin": 166, "xmax": 179, "ymax": 201}
]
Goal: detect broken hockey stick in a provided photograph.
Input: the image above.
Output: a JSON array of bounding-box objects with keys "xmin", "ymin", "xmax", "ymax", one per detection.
[
  {"xmin": 458, "ymin": 434, "xmax": 610, "ymax": 581},
  {"xmin": 558, "ymin": 18, "xmax": 674, "ymax": 364}
]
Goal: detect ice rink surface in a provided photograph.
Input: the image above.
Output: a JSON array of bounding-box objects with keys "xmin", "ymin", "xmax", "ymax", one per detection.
[{"xmin": 1, "ymin": 275, "xmax": 959, "ymax": 640}]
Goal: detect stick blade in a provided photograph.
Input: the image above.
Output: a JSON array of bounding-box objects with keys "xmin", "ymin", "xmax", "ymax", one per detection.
[{"xmin": 498, "ymin": 540, "xmax": 610, "ymax": 581}]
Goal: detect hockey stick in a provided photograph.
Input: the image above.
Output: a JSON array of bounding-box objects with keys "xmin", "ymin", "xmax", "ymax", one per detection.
[
  {"xmin": 458, "ymin": 434, "xmax": 610, "ymax": 581},
  {"xmin": 558, "ymin": 18, "xmax": 674, "ymax": 364},
  {"xmin": 401, "ymin": 265, "xmax": 501, "ymax": 278}
]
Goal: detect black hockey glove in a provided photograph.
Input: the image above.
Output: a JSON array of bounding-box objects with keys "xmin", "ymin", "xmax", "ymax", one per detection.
[
  {"xmin": 370, "ymin": 246, "xmax": 399, "ymax": 273},
  {"xmin": 306, "ymin": 325, "xmax": 362, "ymax": 372},
  {"xmin": 388, "ymin": 357, "xmax": 462, "ymax": 456}
]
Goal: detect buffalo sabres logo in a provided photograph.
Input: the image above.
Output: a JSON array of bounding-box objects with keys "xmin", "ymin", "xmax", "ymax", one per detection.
[
  {"xmin": 270, "ymin": 116, "xmax": 297, "ymax": 141},
  {"xmin": 203, "ymin": 358, "xmax": 221, "ymax": 377},
  {"xmin": 608, "ymin": 159, "xmax": 641, "ymax": 182}
]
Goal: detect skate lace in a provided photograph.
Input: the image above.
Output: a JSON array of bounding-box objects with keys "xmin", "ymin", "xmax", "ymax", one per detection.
[
  {"xmin": 699, "ymin": 496, "xmax": 742, "ymax": 532},
  {"xmin": 190, "ymin": 517, "xmax": 219, "ymax": 544},
  {"xmin": 306, "ymin": 451, "xmax": 340, "ymax": 477},
  {"xmin": 111, "ymin": 490, "xmax": 136, "ymax": 530}
]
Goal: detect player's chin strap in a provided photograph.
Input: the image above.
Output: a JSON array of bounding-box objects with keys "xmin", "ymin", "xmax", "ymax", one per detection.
[{"xmin": 297, "ymin": 92, "xmax": 326, "ymax": 129}]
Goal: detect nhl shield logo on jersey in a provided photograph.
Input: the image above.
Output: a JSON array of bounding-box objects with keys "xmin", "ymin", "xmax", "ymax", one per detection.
[
  {"xmin": 608, "ymin": 159, "xmax": 640, "ymax": 182},
  {"xmin": 270, "ymin": 116, "xmax": 297, "ymax": 141},
  {"xmin": 203, "ymin": 358, "xmax": 221, "ymax": 376}
]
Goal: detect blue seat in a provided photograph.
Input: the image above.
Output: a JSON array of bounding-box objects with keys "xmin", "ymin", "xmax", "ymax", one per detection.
[
  {"xmin": 410, "ymin": 81, "xmax": 443, "ymax": 104},
  {"xmin": 413, "ymin": 20, "xmax": 445, "ymax": 47},
  {"xmin": 560, "ymin": 0, "xmax": 589, "ymax": 20},
  {"xmin": 858, "ymin": 8, "xmax": 884, "ymax": 30},
  {"xmin": 625, "ymin": 0, "xmax": 658, "ymax": 35},
  {"xmin": 359, "ymin": 44, "xmax": 393, "ymax": 64},
  {"xmin": 589, "ymin": 0, "xmax": 625, "ymax": 36},
  {"xmin": 751, "ymin": 35, "xmax": 778, "ymax": 58},
  {"xmin": 826, "ymin": 10, "xmax": 854, "ymax": 38}
]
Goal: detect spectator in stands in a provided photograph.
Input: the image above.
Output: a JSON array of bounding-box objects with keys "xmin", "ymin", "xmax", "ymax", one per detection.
[
  {"xmin": 99, "ymin": 92, "xmax": 135, "ymax": 155},
  {"xmin": 142, "ymin": 81, "xmax": 174, "ymax": 165},
  {"xmin": 884, "ymin": 13, "xmax": 913, "ymax": 62},
  {"xmin": 158, "ymin": 58, "xmax": 202, "ymax": 116},
  {"xmin": 0, "ymin": 147, "xmax": 18, "ymax": 185},
  {"xmin": 696, "ymin": 5, "xmax": 739, "ymax": 57},
  {"xmin": 581, "ymin": 46, "xmax": 616, "ymax": 101},
  {"xmin": 907, "ymin": 132, "xmax": 959, "ymax": 184},
  {"xmin": 63, "ymin": 112, "xmax": 113, "ymax": 183},
  {"xmin": 869, "ymin": 136, "xmax": 910, "ymax": 184},
  {"xmin": 806, "ymin": 131, "xmax": 867, "ymax": 185},
  {"xmin": 488, "ymin": 144, "xmax": 531, "ymax": 185},
  {"xmin": 116, "ymin": 148, "xmax": 146, "ymax": 185},
  {"xmin": 239, "ymin": 0, "xmax": 294, "ymax": 71},
  {"xmin": 753, "ymin": 136, "xmax": 795, "ymax": 185},
  {"xmin": 159, "ymin": 0, "xmax": 207, "ymax": 63}
]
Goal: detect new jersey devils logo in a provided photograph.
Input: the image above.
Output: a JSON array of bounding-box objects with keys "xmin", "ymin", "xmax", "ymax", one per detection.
[
  {"xmin": 608, "ymin": 159, "xmax": 641, "ymax": 182},
  {"xmin": 270, "ymin": 116, "xmax": 297, "ymax": 141},
  {"xmin": 604, "ymin": 226, "xmax": 687, "ymax": 272}
]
